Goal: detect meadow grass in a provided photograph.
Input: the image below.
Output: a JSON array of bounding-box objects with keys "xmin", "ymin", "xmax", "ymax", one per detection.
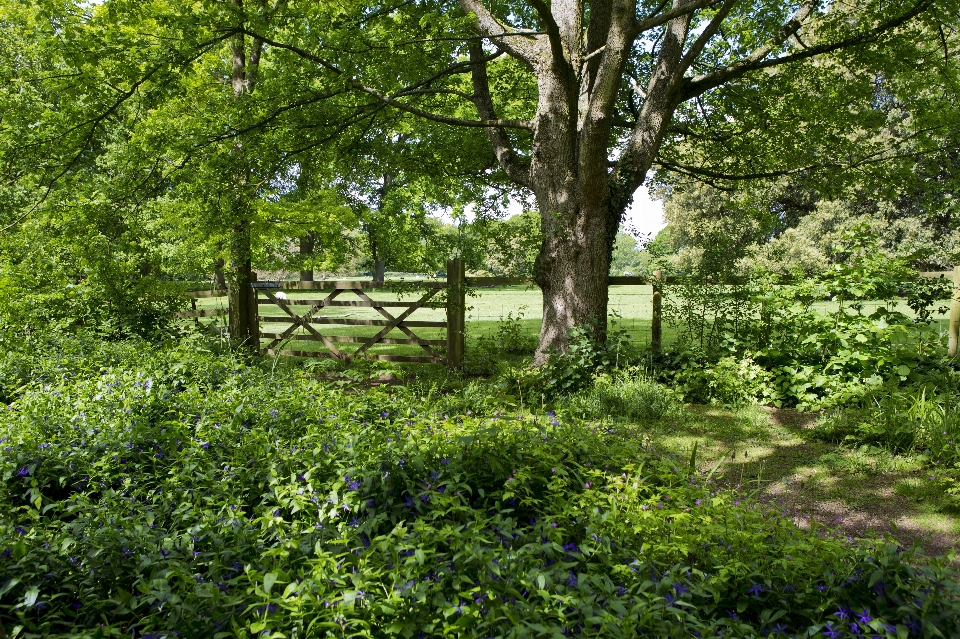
[{"xmin": 189, "ymin": 284, "xmax": 952, "ymax": 362}]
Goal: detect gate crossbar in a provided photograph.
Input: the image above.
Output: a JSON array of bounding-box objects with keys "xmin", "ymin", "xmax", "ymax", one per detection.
[{"xmin": 255, "ymin": 284, "xmax": 445, "ymax": 364}]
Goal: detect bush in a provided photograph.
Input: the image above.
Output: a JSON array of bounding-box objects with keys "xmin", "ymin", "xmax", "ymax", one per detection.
[
  {"xmin": 808, "ymin": 386, "xmax": 960, "ymax": 460},
  {"xmin": 557, "ymin": 368, "xmax": 682, "ymax": 421},
  {"xmin": 662, "ymin": 351, "xmax": 776, "ymax": 407},
  {"xmin": 657, "ymin": 234, "xmax": 953, "ymax": 410},
  {"xmin": 3, "ymin": 337, "xmax": 960, "ymax": 638}
]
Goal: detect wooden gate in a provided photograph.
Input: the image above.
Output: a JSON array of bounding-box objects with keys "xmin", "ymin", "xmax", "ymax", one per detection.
[{"xmin": 252, "ymin": 260, "xmax": 465, "ymax": 366}]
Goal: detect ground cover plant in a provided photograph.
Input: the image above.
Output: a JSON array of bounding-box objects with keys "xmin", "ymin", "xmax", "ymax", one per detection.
[{"xmin": 3, "ymin": 335, "xmax": 960, "ymax": 638}]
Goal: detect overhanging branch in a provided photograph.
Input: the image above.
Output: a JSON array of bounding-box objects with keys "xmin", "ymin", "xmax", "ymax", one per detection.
[{"xmin": 680, "ymin": 0, "xmax": 933, "ymax": 101}]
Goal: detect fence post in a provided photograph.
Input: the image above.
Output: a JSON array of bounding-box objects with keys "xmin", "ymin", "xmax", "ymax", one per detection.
[
  {"xmin": 248, "ymin": 273, "xmax": 260, "ymax": 354},
  {"xmin": 950, "ymin": 266, "xmax": 960, "ymax": 357},
  {"xmin": 651, "ymin": 269, "xmax": 662, "ymax": 354},
  {"xmin": 446, "ymin": 258, "xmax": 465, "ymax": 370}
]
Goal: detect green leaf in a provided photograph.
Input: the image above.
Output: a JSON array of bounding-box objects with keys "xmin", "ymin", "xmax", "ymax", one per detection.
[{"xmin": 263, "ymin": 572, "xmax": 278, "ymax": 594}]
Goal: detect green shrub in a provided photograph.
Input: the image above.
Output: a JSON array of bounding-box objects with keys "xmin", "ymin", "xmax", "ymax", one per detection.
[
  {"xmin": 808, "ymin": 386, "xmax": 960, "ymax": 460},
  {"xmin": 2, "ymin": 337, "xmax": 960, "ymax": 638},
  {"xmin": 468, "ymin": 308, "xmax": 538, "ymax": 375},
  {"xmin": 655, "ymin": 231, "xmax": 955, "ymax": 410},
  {"xmin": 558, "ymin": 368, "xmax": 682, "ymax": 421},
  {"xmin": 529, "ymin": 321, "xmax": 638, "ymax": 399},
  {"xmin": 664, "ymin": 351, "xmax": 776, "ymax": 407}
]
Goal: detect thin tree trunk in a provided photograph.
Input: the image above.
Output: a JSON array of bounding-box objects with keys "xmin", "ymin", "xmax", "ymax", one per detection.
[
  {"xmin": 227, "ymin": 218, "xmax": 253, "ymax": 345},
  {"xmin": 299, "ymin": 234, "xmax": 315, "ymax": 282},
  {"xmin": 224, "ymin": 5, "xmax": 264, "ymax": 351},
  {"xmin": 373, "ymin": 260, "xmax": 386, "ymax": 285},
  {"xmin": 214, "ymin": 256, "xmax": 227, "ymax": 290}
]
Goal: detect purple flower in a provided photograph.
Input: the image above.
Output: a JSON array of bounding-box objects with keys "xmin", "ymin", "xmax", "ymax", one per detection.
[
  {"xmin": 15, "ymin": 526, "xmax": 27, "ymax": 535},
  {"xmin": 17, "ymin": 468, "xmax": 28, "ymax": 477},
  {"xmin": 856, "ymin": 609, "xmax": 873, "ymax": 625},
  {"xmin": 822, "ymin": 623, "xmax": 842, "ymax": 639},
  {"xmin": 695, "ymin": 499, "xmax": 701, "ymax": 506},
  {"xmin": 748, "ymin": 583, "xmax": 764, "ymax": 597},
  {"xmin": 565, "ymin": 570, "xmax": 578, "ymax": 587},
  {"xmin": 833, "ymin": 605, "xmax": 852, "ymax": 622},
  {"xmin": 563, "ymin": 542, "xmax": 578, "ymax": 554},
  {"xmin": 771, "ymin": 623, "xmax": 788, "ymax": 635}
]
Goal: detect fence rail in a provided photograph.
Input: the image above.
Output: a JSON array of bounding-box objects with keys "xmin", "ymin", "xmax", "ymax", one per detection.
[{"xmin": 177, "ymin": 264, "xmax": 960, "ymax": 366}]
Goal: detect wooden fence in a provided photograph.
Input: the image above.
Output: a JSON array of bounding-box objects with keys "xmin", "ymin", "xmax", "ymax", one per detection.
[{"xmin": 175, "ymin": 262, "xmax": 960, "ymax": 367}]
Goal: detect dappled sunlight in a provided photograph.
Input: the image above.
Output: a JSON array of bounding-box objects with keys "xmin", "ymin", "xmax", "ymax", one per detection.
[{"xmin": 627, "ymin": 403, "xmax": 960, "ymax": 558}]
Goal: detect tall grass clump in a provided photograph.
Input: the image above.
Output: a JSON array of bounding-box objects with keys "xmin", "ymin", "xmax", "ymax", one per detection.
[
  {"xmin": 3, "ymin": 336, "xmax": 960, "ymax": 638},
  {"xmin": 557, "ymin": 368, "xmax": 682, "ymax": 421}
]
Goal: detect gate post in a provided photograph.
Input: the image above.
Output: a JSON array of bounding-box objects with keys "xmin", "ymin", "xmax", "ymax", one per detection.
[
  {"xmin": 949, "ymin": 266, "xmax": 960, "ymax": 357},
  {"xmin": 248, "ymin": 273, "xmax": 261, "ymax": 354},
  {"xmin": 651, "ymin": 270, "xmax": 662, "ymax": 354},
  {"xmin": 446, "ymin": 258, "xmax": 465, "ymax": 370}
]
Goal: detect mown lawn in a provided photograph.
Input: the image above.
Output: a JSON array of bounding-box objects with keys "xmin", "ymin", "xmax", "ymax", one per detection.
[{"xmin": 187, "ymin": 284, "xmax": 953, "ymax": 363}]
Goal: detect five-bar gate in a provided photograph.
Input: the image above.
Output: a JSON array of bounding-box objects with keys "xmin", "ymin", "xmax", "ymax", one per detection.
[{"xmin": 251, "ymin": 259, "xmax": 466, "ymax": 366}]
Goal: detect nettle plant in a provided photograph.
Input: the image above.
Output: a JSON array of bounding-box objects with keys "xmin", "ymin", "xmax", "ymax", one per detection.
[
  {"xmin": 660, "ymin": 233, "xmax": 952, "ymax": 409},
  {"xmin": 3, "ymin": 337, "xmax": 960, "ymax": 638}
]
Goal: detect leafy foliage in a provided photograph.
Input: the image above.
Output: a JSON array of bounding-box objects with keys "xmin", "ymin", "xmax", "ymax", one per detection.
[
  {"xmin": 658, "ymin": 233, "xmax": 953, "ymax": 410},
  {"xmin": 3, "ymin": 336, "xmax": 960, "ymax": 637}
]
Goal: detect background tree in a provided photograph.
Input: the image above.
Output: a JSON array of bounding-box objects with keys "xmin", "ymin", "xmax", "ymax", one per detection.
[{"xmin": 257, "ymin": 0, "xmax": 955, "ymax": 361}]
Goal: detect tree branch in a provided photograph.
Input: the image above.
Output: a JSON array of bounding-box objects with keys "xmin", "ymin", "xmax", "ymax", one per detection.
[
  {"xmin": 349, "ymin": 82, "xmax": 534, "ymax": 130},
  {"xmin": 673, "ymin": 0, "xmax": 738, "ymax": 78},
  {"xmin": 528, "ymin": 0, "xmax": 573, "ymax": 74},
  {"xmin": 632, "ymin": 0, "xmax": 721, "ymax": 36},
  {"xmin": 468, "ymin": 40, "xmax": 531, "ymax": 186},
  {"xmin": 236, "ymin": 28, "xmax": 533, "ymax": 130},
  {"xmin": 458, "ymin": 0, "xmax": 539, "ymax": 68},
  {"xmin": 680, "ymin": 0, "xmax": 932, "ymax": 101}
]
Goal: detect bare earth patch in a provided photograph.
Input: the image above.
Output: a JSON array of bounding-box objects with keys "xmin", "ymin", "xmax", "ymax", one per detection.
[{"xmin": 659, "ymin": 405, "xmax": 960, "ymax": 562}]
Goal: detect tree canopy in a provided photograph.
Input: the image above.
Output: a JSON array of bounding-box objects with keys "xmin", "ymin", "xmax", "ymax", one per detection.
[{"xmin": 2, "ymin": 0, "xmax": 959, "ymax": 354}]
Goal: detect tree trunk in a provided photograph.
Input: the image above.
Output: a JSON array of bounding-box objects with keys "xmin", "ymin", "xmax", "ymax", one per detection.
[
  {"xmin": 373, "ymin": 259, "xmax": 386, "ymax": 285},
  {"xmin": 227, "ymin": 218, "xmax": 255, "ymax": 347},
  {"xmin": 299, "ymin": 234, "xmax": 315, "ymax": 282},
  {"xmin": 224, "ymin": 9, "xmax": 264, "ymax": 351},
  {"xmin": 532, "ymin": 195, "xmax": 619, "ymax": 363},
  {"xmin": 214, "ymin": 256, "xmax": 227, "ymax": 290},
  {"xmin": 529, "ymin": 54, "xmax": 621, "ymax": 364}
]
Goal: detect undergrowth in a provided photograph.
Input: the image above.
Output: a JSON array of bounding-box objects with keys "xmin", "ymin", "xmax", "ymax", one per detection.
[{"xmin": 2, "ymin": 334, "xmax": 960, "ymax": 638}]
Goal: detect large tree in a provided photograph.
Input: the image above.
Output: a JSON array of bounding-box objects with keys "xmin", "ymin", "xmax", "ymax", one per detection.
[{"xmin": 260, "ymin": 0, "xmax": 953, "ymax": 361}]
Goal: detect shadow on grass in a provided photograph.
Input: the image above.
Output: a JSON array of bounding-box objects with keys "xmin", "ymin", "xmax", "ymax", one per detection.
[{"xmin": 632, "ymin": 404, "xmax": 960, "ymax": 560}]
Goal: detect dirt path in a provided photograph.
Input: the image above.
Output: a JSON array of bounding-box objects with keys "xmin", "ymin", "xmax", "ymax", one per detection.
[
  {"xmin": 655, "ymin": 406, "xmax": 960, "ymax": 561},
  {"xmin": 750, "ymin": 408, "xmax": 959, "ymax": 558}
]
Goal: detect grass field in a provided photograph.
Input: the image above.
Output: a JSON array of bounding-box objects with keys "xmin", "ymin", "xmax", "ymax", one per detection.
[{"xmin": 187, "ymin": 284, "xmax": 954, "ymax": 363}]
